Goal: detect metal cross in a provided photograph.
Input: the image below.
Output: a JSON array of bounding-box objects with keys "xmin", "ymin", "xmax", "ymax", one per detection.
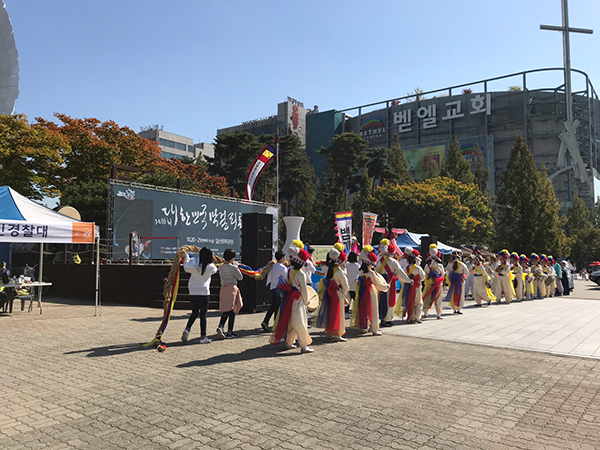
[{"xmin": 541, "ymin": 0, "xmax": 593, "ymax": 183}]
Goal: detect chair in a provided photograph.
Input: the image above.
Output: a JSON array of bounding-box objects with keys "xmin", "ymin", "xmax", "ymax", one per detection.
[{"xmin": 0, "ymin": 288, "xmax": 14, "ymax": 313}]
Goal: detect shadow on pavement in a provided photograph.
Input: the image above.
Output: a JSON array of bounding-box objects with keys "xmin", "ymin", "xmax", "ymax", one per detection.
[
  {"xmin": 177, "ymin": 345, "xmax": 299, "ymax": 368},
  {"xmin": 64, "ymin": 342, "xmax": 155, "ymax": 357}
]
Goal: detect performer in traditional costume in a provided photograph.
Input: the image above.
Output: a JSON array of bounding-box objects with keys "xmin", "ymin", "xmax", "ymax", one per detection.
[
  {"xmin": 542, "ymin": 255, "xmax": 556, "ymax": 298},
  {"xmin": 376, "ymin": 238, "xmax": 411, "ymax": 326},
  {"xmin": 530, "ymin": 253, "xmax": 546, "ymax": 298},
  {"xmin": 422, "ymin": 244, "xmax": 446, "ymax": 319},
  {"xmin": 470, "ymin": 251, "xmax": 496, "ymax": 306},
  {"xmin": 270, "ymin": 241, "xmax": 314, "ymax": 353},
  {"xmin": 511, "ymin": 253, "xmax": 525, "ymax": 302},
  {"xmin": 522, "ymin": 255, "xmax": 534, "ymax": 300},
  {"xmin": 404, "ymin": 248, "xmax": 425, "ymax": 324},
  {"xmin": 492, "ymin": 249, "xmax": 515, "ymax": 304},
  {"xmin": 316, "ymin": 247, "xmax": 350, "ymax": 342},
  {"xmin": 394, "ymin": 247, "xmax": 412, "ymax": 318},
  {"xmin": 445, "ymin": 250, "xmax": 468, "ymax": 314},
  {"xmin": 351, "ymin": 246, "xmax": 389, "ymax": 336}
]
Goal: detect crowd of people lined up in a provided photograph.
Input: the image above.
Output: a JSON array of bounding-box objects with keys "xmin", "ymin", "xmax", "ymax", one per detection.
[{"xmin": 177, "ymin": 239, "xmax": 577, "ymax": 354}]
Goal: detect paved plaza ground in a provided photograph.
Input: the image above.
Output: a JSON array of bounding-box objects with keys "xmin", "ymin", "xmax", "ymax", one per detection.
[{"xmin": 2, "ymin": 280, "xmax": 600, "ymax": 449}]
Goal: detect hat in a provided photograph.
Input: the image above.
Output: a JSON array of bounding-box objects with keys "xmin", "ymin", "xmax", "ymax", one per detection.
[
  {"xmin": 510, "ymin": 252, "xmax": 518, "ymax": 260},
  {"xmin": 334, "ymin": 242, "xmax": 345, "ymax": 253},
  {"xmin": 498, "ymin": 249, "xmax": 509, "ymax": 259},
  {"xmin": 288, "ymin": 239, "xmax": 310, "ymax": 265},
  {"xmin": 428, "ymin": 243, "xmax": 438, "ymax": 258},
  {"xmin": 359, "ymin": 245, "xmax": 377, "ymax": 266},
  {"xmin": 403, "ymin": 246, "xmax": 413, "ymax": 258},
  {"xmin": 530, "ymin": 253, "xmax": 540, "ymax": 261}
]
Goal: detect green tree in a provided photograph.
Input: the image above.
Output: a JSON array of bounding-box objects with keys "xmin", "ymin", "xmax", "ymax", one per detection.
[
  {"xmin": 351, "ymin": 170, "xmax": 374, "ymax": 239},
  {"xmin": 570, "ymin": 227, "xmax": 600, "ymax": 267},
  {"xmin": 206, "ymin": 131, "xmax": 265, "ymax": 199},
  {"xmin": 387, "ymin": 134, "xmax": 412, "ymax": 185},
  {"xmin": 319, "ymin": 132, "xmax": 369, "ymax": 211},
  {"xmin": 366, "ymin": 147, "xmax": 390, "ymax": 187},
  {"xmin": 592, "ymin": 199, "xmax": 600, "ymax": 228},
  {"xmin": 494, "ymin": 135, "xmax": 563, "ymax": 255},
  {"xmin": 60, "ymin": 179, "xmax": 109, "ymax": 229},
  {"xmin": 471, "ymin": 144, "xmax": 490, "ymax": 195},
  {"xmin": 0, "ymin": 114, "xmax": 66, "ymax": 199},
  {"xmin": 367, "ymin": 177, "xmax": 492, "ymax": 245},
  {"xmin": 440, "ymin": 133, "xmax": 474, "ymax": 184},
  {"xmin": 565, "ymin": 186, "xmax": 592, "ymax": 237},
  {"xmin": 421, "ymin": 148, "xmax": 440, "ymax": 181},
  {"xmin": 277, "ymin": 134, "xmax": 318, "ymax": 239}
]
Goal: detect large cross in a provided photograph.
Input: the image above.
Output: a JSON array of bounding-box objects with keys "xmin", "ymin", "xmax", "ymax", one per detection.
[{"xmin": 541, "ymin": 0, "xmax": 593, "ymax": 183}]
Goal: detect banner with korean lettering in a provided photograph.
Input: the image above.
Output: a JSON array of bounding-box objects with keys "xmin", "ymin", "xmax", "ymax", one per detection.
[
  {"xmin": 112, "ymin": 182, "xmax": 277, "ymax": 260},
  {"xmin": 245, "ymin": 144, "xmax": 277, "ymax": 201},
  {"xmin": 362, "ymin": 212, "xmax": 377, "ymax": 247},
  {"xmin": 335, "ymin": 211, "xmax": 353, "ymax": 253},
  {"xmin": 0, "ymin": 220, "xmax": 95, "ymax": 243}
]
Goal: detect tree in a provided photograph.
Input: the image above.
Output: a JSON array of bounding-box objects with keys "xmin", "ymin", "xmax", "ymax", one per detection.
[
  {"xmin": 351, "ymin": 170, "xmax": 374, "ymax": 239},
  {"xmin": 421, "ymin": 148, "xmax": 441, "ymax": 181},
  {"xmin": 366, "ymin": 147, "xmax": 389, "ymax": 187},
  {"xmin": 61, "ymin": 179, "xmax": 109, "ymax": 230},
  {"xmin": 278, "ymin": 134, "xmax": 318, "ymax": 239},
  {"xmin": 367, "ymin": 177, "xmax": 493, "ymax": 246},
  {"xmin": 494, "ymin": 135, "xmax": 563, "ymax": 255},
  {"xmin": 319, "ymin": 133, "xmax": 369, "ymax": 211},
  {"xmin": 142, "ymin": 158, "xmax": 230, "ymax": 196},
  {"xmin": 206, "ymin": 131, "xmax": 275, "ymax": 201},
  {"xmin": 36, "ymin": 114, "xmax": 163, "ymax": 184},
  {"xmin": 387, "ymin": 134, "xmax": 412, "ymax": 185},
  {"xmin": 0, "ymin": 114, "xmax": 67, "ymax": 199},
  {"xmin": 565, "ymin": 186, "xmax": 592, "ymax": 237},
  {"xmin": 592, "ymin": 200, "xmax": 600, "ymax": 228},
  {"xmin": 440, "ymin": 133, "xmax": 474, "ymax": 184},
  {"xmin": 471, "ymin": 144, "xmax": 490, "ymax": 195},
  {"xmin": 569, "ymin": 227, "xmax": 600, "ymax": 267}
]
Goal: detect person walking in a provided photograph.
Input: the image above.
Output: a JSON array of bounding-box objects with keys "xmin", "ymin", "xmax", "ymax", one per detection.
[
  {"xmin": 181, "ymin": 248, "xmax": 217, "ymax": 344},
  {"xmin": 261, "ymin": 251, "xmax": 288, "ymax": 332},
  {"xmin": 270, "ymin": 242, "xmax": 314, "ymax": 353},
  {"xmin": 216, "ymin": 249, "xmax": 243, "ymax": 339}
]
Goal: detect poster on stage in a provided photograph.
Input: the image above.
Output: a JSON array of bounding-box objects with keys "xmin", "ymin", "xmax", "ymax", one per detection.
[
  {"xmin": 110, "ymin": 182, "xmax": 277, "ymax": 260},
  {"xmin": 335, "ymin": 211, "xmax": 353, "ymax": 252},
  {"xmin": 362, "ymin": 212, "xmax": 378, "ymax": 247}
]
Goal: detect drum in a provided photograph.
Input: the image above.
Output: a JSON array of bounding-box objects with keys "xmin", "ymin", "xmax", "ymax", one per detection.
[{"xmin": 305, "ymin": 285, "xmax": 319, "ymax": 312}]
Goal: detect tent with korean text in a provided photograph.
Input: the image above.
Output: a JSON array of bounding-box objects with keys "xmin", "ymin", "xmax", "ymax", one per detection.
[{"xmin": 0, "ymin": 186, "xmax": 100, "ymax": 313}]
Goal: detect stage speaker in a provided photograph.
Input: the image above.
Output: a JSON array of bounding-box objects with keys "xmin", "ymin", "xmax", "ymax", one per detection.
[
  {"xmin": 420, "ymin": 235, "xmax": 437, "ymax": 266},
  {"xmin": 240, "ymin": 213, "xmax": 273, "ymax": 311}
]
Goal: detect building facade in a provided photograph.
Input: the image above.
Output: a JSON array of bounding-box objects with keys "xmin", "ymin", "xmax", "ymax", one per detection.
[
  {"xmin": 305, "ymin": 68, "xmax": 600, "ymax": 213},
  {"xmin": 217, "ymin": 96, "xmax": 314, "ymax": 147},
  {"xmin": 139, "ymin": 126, "xmax": 214, "ymax": 162}
]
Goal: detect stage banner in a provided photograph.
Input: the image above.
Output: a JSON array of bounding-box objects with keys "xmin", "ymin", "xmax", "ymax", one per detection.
[
  {"xmin": 245, "ymin": 144, "xmax": 277, "ymax": 201},
  {"xmin": 335, "ymin": 211, "xmax": 353, "ymax": 252},
  {"xmin": 111, "ymin": 183, "xmax": 277, "ymax": 260},
  {"xmin": 362, "ymin": 212, "xmax": 378, "ymax": 247}
]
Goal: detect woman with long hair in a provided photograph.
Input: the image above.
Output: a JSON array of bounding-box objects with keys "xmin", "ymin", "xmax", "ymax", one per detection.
[{"xmin": 182, "ymin": 247, "xmax": 217, "ymax": 344}]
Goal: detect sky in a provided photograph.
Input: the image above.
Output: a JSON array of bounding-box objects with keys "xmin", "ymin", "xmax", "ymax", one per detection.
[{"xmin": 4, "ymin": 0, "xmax": 600, "ymax": 145}]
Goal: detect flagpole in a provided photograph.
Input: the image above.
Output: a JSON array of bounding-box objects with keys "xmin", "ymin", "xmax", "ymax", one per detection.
[{"xmin": 276, "ymin": 131, "xmax": 279, "ymax": 207}]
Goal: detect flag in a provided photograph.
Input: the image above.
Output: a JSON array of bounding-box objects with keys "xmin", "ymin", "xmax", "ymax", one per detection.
[
  {"xmin": 245, "ymin": 144, "xmax": 277, "ymax": 201},
  {"xmin": 335, "ymin": 211, "xmax": 353, "ymax": 252},
  {"xmin": 362, "ymin": 212, "xmax": 378, "ymax": 247}
]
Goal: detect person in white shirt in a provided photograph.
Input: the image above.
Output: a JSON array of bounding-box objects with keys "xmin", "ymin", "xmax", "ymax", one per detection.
[
  {"xmin": 261, "ymin": 251, "xmax": 288, "ymax": 332},
  {"xmin": 181, "ymin": 247, "xmax": 217, "ymax": 344}
]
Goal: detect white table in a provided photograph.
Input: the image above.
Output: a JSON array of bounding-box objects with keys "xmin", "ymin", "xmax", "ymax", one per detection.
[{"xmin": 1, "ymin": 281, "xmax": 53, "ymax": 314}]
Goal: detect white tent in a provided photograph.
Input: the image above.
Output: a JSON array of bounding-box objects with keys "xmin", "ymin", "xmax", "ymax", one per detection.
[{"xmin": 0, "ymin": 186, "xmax": 100, "ymax": 314}]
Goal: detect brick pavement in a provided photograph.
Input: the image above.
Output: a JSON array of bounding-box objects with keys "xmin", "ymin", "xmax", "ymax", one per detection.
[{"xmin": 1, "ymin": 282, "xmax": 600, "ymax": 449}]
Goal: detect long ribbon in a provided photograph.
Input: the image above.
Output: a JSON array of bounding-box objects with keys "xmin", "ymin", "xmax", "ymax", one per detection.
[
  {"xmin": 144, "ymin": 256, "xmax": 182, "ymax": 347},
  {"xmin": 356, "ymin": 276, "xmax": 373, "ymax": 330}
]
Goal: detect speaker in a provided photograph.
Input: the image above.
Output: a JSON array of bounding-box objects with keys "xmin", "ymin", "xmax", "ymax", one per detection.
[{"xmin": 240, "ymin": 213, "xmax": 273, "ymax": 311}]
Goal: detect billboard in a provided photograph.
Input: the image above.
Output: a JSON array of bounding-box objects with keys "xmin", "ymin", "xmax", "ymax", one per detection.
[{"xmin": 110, "ymin": 182, "xmax": 277, "ymax": 260}]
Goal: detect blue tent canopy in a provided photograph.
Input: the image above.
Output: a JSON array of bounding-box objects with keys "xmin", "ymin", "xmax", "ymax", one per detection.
[{"xmin": 393, "ymin": 230, "xmax": 459, "ymax": 255}]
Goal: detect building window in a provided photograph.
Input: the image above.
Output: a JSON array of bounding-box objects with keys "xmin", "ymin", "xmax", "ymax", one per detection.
[{"xmin": 159, "ymin": 138, "xmax": 187, "ymax": 152}]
